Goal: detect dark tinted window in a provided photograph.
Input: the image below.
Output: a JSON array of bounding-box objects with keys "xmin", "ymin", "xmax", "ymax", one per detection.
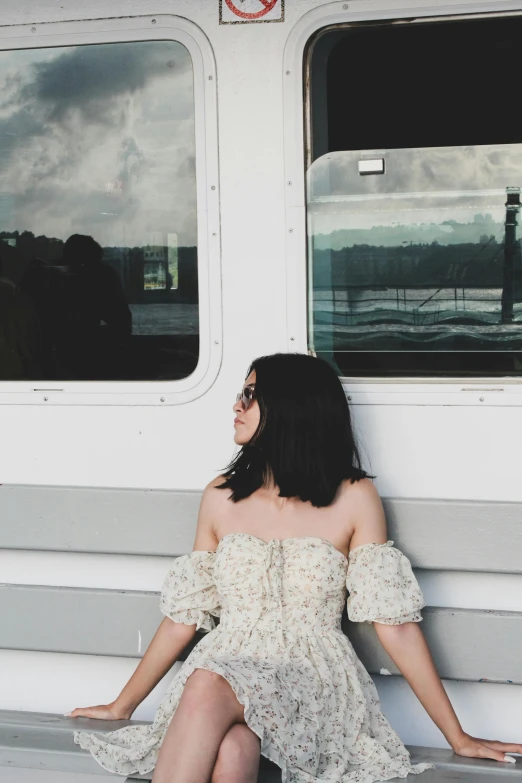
[
  {"xmin": 307, "ymin": 16, "xmax": 522, "ymax": 377},
  {"xmin": 0, "ymin": 40, "xmax": 198, "ymax": 381}
]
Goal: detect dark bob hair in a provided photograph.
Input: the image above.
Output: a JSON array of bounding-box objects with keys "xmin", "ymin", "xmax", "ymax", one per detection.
[{"xmin": 217, "ymin": 352, "xmax": 371, "ymax": 508}]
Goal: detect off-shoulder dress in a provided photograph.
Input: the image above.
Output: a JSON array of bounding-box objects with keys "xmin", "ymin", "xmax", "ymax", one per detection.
[{"xmin": 74, "ymin": 535, "xmax": 435, "ymax": 782}]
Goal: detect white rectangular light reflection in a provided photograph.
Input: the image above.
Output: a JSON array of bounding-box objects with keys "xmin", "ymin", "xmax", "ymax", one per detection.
[{"xmin": 358, "ymin": 158, "xmax": 385, "ymax": 175}]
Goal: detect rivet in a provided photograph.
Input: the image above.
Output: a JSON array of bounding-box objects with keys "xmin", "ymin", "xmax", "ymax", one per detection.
[
  {"xmin": 347, "ymin": 395, "xmax": 352, "ymax": 401},
  {"xmin": 479, "ymin": 397, "xmax": 484, "ymax": 402},
  {"xmin": 286, "ymin": 70, "xmax": 291, "ymax": 75},
  {"xmin": 43, "ymin": 396, "xmax": 48, "ymax": 402},
  {"xmin": 343, "ymin": 3, "xmax": 349, "ymax": 9},
  {"xmin": 211, "ymin": 185, "xmax": 216, "ymax": 190},
  {"xmin": 31, "ymin": 26, "xmax": 36, "ymax": 32},
  {"xmin": 151, "ymin": 18, "xmax": 157, "ymax": 24},
  {"xmin": 160, "ymin": 397, "xmax": 165, "ymax": 402},
  {"xmin": 212, "ymin": 232, "xmax": 217, "ymax": 236},
  {"xmin": 290, "ymin": 337, "xmax": 295, "ymax": 341},
  {"xmin": 288, "ymin": 181, "xmax": 292, "ymax": 186},
  {"xmin": 289, "ymin": 228, "xmax": 294, "ymax": 233}
]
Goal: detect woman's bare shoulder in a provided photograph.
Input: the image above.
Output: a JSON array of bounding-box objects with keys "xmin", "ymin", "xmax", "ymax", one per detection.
[
  {"xmin": 207, "ymin": 474, "xmax": 228, "ymax": 488},
  {"xmin": 205, "ymin": 474, "xmax": 231, "ymax": 492},
  {"xmin": 340, "ymin": 477, "xmax": 381, "ymax": 507},
  {"xmin": 339, "ymin": 478, "xmax": 387, "ymax": 550},
  {"xmin": 192, "ymin": 476, "xmax": 232, "ymax": 550},
  {"xmin": 201, "ymin": 475, "xmax": 233, "ymax": 509}
]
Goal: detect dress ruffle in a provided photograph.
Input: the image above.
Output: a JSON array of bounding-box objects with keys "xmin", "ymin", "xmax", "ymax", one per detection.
[
  {"xmin": 346, "ymin": 541, "xmax": 425, "ymax": 625},
  {"xmin": 159, "ymin": 550, "xmax": 220, "ymax": 632}
]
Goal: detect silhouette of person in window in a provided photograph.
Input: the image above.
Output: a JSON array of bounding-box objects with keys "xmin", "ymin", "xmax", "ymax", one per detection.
[
  {"xmin": 20, "ymin": 254, "xmax": 70, "ymax": 378},
  {"xmin": 63, "ymin": 234, "xmax": 132, "ymax": 338},
  {"xmin": 0, "ymin": 251, "xmax": 42, "ymax": 380},
  {"xmin": 58, "ymin": 234, "xmax": 132, "ymax": 378}
]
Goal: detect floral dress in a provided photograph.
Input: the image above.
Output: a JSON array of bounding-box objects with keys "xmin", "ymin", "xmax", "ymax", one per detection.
[{"xmin": 74, "ymin": 535, "xmax": 435, "ymax": 782}]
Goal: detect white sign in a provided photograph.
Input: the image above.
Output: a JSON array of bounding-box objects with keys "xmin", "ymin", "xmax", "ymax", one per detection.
[{"xmin": 219, "ymin": 0, "xmax": 284, "ymax": 24}]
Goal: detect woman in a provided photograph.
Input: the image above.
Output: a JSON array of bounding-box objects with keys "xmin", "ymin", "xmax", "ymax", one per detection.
[{"xmin": 71, "ymin": 353, "xmax": 521, "ymax": 782}]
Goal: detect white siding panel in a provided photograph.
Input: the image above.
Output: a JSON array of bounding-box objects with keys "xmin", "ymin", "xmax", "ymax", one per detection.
[
  {"xmin": 354, "ymin": 404, "xmax": 522, "ymax": 502},
  {"xmin": 0, "ymin": 551, "xmax": 170, "ymax": 591},
  {"xmin": 3, "ymin": 649, "xmax": 522, "ymax": 753},
  {"xmin": 375, "ymin": 676, "xmax": 522, "ymax": 749},
  {"xmin": 0, "ymin": 650, "xmax": 180, "ymax": 720},
  {"xmin": 3, "ymin": 552, "xmax": 522, "ymax": 613}
]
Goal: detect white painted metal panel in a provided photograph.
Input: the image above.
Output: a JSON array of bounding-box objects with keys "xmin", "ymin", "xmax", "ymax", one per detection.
[{"xmin": 0, "ymin": 0, "xmax": 521, "ymax": 755}]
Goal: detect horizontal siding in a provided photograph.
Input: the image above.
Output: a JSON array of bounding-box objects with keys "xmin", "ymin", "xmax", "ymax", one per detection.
[
  {"xmin": 0, "ymin": 486, "xmax": 200, "ymax": 557},
  {"xmin": 2, "ymin": 584, "xmax": 522, "ymax": 683},
  {"xmin": 346, "ymin": 607, "xmax": 522, "ymax": 685},
  {"xmin": 1, "ymin": 486, "xmax": 522, "ymax": 572}
]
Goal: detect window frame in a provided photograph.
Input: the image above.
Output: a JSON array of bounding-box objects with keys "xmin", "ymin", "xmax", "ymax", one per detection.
[
  {"xmin": 0, "ymin": 14, "xmax": 221, "ymax": 406},
  {"xmin": 283, "ymin": 0, "xmax": 522, "ymax": 405}
]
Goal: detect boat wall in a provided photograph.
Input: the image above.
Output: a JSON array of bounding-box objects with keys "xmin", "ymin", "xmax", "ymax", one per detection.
[{"xmin": 1, "ymin": 0, "xmax": 522, "ymax": 747}]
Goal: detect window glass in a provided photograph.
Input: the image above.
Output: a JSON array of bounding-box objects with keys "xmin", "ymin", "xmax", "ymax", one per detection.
[
  {"xmin": 0, "ymin": 40, "xmax": 198, "ymax": 381},
  {"xmin": 307, "ymin": 17, "xmax": 522, "ymax": 377}
]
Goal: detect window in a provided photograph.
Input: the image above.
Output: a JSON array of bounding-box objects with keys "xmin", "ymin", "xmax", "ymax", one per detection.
[
  {"xmin": 0, "ymin": 39, "xmax": 199, "ymax": 382},
  {"xmin": 307, "ymin": 16, "xmax": 522, "ymax": 377}
]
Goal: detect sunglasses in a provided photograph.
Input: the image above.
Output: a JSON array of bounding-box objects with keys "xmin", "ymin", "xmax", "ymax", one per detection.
[{"xmin": 236, "ymin": 384, "xmax": 256, "ymax": 411}]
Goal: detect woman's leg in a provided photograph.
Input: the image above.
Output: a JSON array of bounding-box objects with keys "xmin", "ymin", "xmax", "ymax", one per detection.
[
  {"xmin": 152, "ymin": 669, "xmax": 247, "ymax": 783},
  {"xmin": 211, "ymin": 724, "xmax": 261, "ymax": 783}
]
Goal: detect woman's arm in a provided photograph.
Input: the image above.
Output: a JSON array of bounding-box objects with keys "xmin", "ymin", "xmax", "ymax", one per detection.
[
  {"xmin": 68, "ymin": 618, "xmax": 197, "ymax": 720},
  {"xmin": 348, "ymin": 479, "xmax": 522, "ymax": 763},
  {"xmin": 375, "ymin": 622, "xmax": 521, "ymax": 762},
  {"xmin": 68, "ymin": 478, "xmax": 222, "ymax": 720}
]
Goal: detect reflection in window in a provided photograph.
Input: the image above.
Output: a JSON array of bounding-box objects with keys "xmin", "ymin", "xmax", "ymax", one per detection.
[
  {"xmin": 0, "ymin": 40, "xmax": 198, "ymax": 381},
  {"xmin": 307, "ymin": 16, "xmax": 522, "ymax": 377}
]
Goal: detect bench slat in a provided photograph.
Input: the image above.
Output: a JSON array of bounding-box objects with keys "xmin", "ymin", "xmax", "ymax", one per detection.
[
  {"xmin": 1, "ymin": 485, "xmax": 521, "ymax": 572},
  {"xmin": 384, "ymin": 498, "xmax": 522, "ymax": 573},
  {"xmin": 1, "ymin": 585, "xmax": 522, "ymax": 683},
  {"xmin": 1, "ymin": 712, "xmax": 521, "ymax": 781},
  {"xmin": 346, "ymin": 607, "xmax": 522, "ymax": 685},
  {"xmin": 0, "ymin": 485, "xmax": 199, "ymax": 557}
]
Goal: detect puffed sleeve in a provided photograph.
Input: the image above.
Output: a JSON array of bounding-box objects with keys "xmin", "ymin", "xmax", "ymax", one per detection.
[
  {"xmin": 160, "ymin": 551, "xmax": 220, "ymax": 633},
  {"xmin": 346, "ymin": 540, "xmax": 425, "ymax": 625}
]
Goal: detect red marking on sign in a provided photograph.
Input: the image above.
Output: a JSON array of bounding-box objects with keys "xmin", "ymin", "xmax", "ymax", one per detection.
[{"xmin": 224, "ymin": 0, "xmax": 279, "ymax": 20}]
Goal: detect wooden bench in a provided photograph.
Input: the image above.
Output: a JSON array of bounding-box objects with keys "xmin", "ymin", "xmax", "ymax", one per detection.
[{"xmin": 1, "ymin": 485, "xmax": 521, "ymax": 781}]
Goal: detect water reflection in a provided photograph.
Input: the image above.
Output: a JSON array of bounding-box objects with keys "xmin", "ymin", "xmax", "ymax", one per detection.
[
  {"xmin": 307, "ymin": 145, "xmax": 522, "ymax": 365},
  {"xmin": 1, "ymin": 229, "xmax": 199, "ymax": 381}
]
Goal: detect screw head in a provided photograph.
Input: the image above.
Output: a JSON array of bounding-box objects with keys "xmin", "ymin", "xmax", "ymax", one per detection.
[
  {"xmin": 289, "ymin": 228, "xmax": 294, "ymax": 233},
  {"xmin": 479, "ymin": 396, "xmax": 484, "ymax": 402},
  {"xmin": 287, "ymin": 181, "xmax": 292, "ymax": 186},
  {"xmin": 347, "ymin": 395, "xmax": 352, "ymax": 401},
  {"xmin": 343, "ymin": 3, "xmax": 349, "ymax": 9},
  {"xmin": 160, "ymin": 397, "xmax": 165, "ymax": 402},
  {"xmin": 286, "ymin": 70, "xmax": 291, "ymax": 75},
  {"xmin": 208, "ymin": 75, "xmax": 213, "ymax": 80},
  {"xmin": 151, "ymin": 18, "xmax": 157, "ymax": 24},
  {"xmin": 31, "ymin": 26, "xmax": 36, "ymax": 32},
  {"xmin": 211, "ymin": 185, "xmax": 216, "ymax": 191},
  {"xmin": 43, "ymin": 396, "xmax": 48, "ymax": 402}
]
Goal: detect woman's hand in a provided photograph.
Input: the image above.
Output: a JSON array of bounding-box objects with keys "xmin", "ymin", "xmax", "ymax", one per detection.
[
  {"xmin": 452, "ymin": 732, "xmax": 522, "ymax": 764},
  {"xmin": 65, "ymin": 701, "xmax": 132, "ymax": 721}
]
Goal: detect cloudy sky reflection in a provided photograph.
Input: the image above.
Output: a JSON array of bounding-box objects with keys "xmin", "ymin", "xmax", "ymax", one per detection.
[{"xmin": 0, "ymin": 40, "xmax": 196, "ymax": 248}]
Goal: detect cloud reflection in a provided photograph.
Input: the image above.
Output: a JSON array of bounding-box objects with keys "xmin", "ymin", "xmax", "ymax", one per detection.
[{"xmin": 0, "ymin": 40, "xmax": 196, "ymax": 248}]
